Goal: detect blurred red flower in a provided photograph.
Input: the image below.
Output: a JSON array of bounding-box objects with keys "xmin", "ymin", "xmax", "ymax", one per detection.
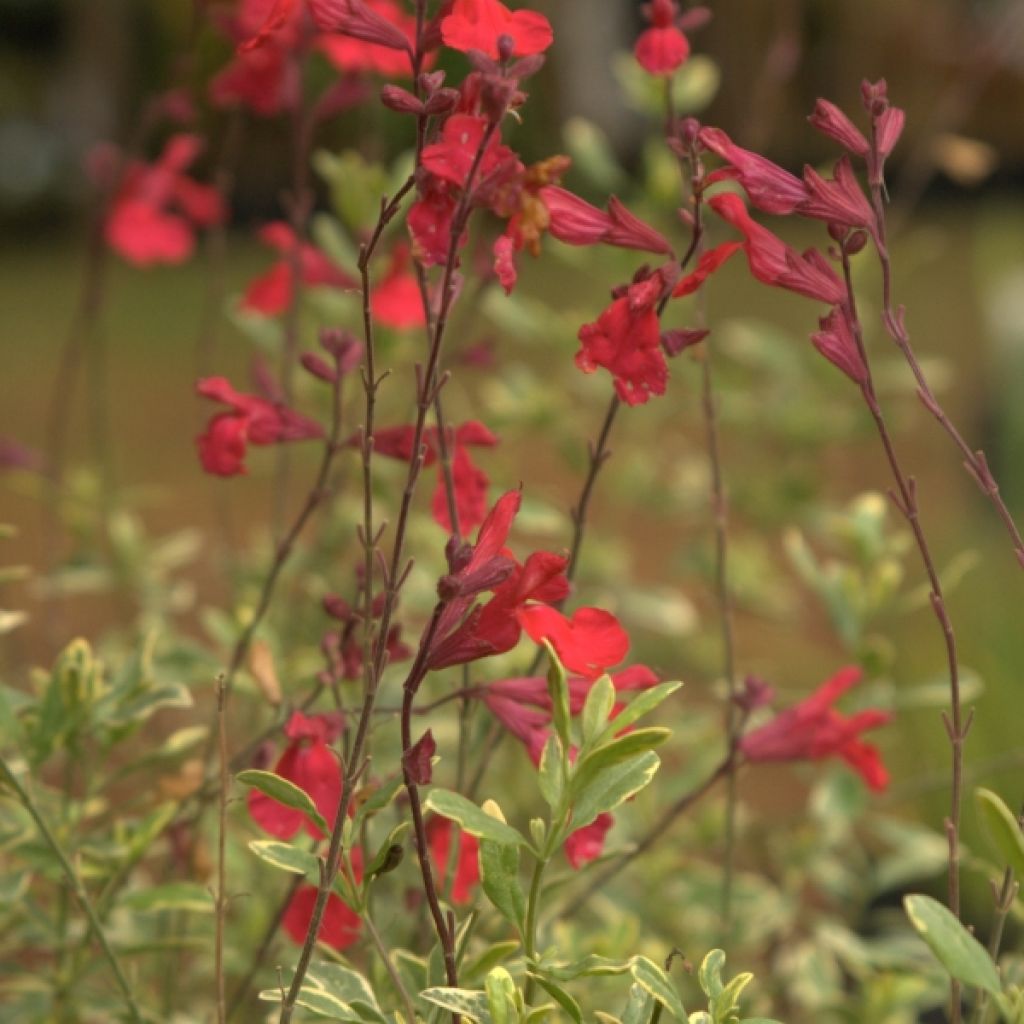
[
  {"xmin": 103, "ymin": 135, "xmax": 223, "ymax": 267},
  {"xmin": 248, "ymin": 711, "xmax": 344, "ymax": 838},
  {"xmin": 426, "ymin": 817, "xmax": 480, "ymax": 904},
  {"xmin": 739, "ymin": 666, "xmax": 890, "ymax": 791},
  {"xmin": 440, "ymin": 0, "xmax": 553, "ymax": 59},
  {"xmin": 242, "ymin": 222, "xmax": 357, "ymax": 316},
  {"xmin": 634, "ymin": 0, "xmax": 690, "ymax": 76},
  {"xmin": 196, "ymin": 377, "xmax": 323, "ymax": 476}
]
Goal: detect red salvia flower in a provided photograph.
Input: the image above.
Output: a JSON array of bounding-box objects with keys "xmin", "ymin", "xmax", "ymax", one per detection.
[
  {"xmin": 210, "ymin": 43, "xmax": 300, "ymax": 116},
  {"xmin": 799, "ymin": 156, "xmax": 876, "ymax": 233},
  {"xmin": 426, "ymin": 817, "xmax": 481, "ymax": 904},
  {"xmin": 541, "ymin": 186, "xmax": 674, "ymax": 256},
  {"xmin": 634, "ymin": 0, "xmax": 690, "ymax": 76},
  {"xmin": 440, "ymin": 0, "xmax": 554, "ymax": 59},
  {"xmin": 811, "ymin": 305, "xmax": 868, "ymax": 385},
  {"xmin": 248, "ymin": 711, "xmax": 344, "ymax": 838},
  {"xmin": 370, "ymin": 243, "xmax": 426, "ymax": 328},
  {"xmin": 708, "ymin": 193, "xmax": 846, "ymax": 305},
  {"xmin": 283, "ymin": 887, "xmax": 362, "ymax": 949},
  {"xmin": 518, "ymin": 605, "xmax": 630, "ymax": 680},
  {"xmin": 242, "ymin": 222, "xmax": 357, "ymax": 316},
  {"xmin": 317, "ymin": 0, "xmax": 421, "ymax": 76},
  {"xmin": 564, "ymin": 812, "xmax": 613, "ymax": 869},
  {"xmin": 575, "ymin": 269, "xmax": 673, "ymax": 406},
  {"xmin": 808, "ymin": 98, "xmax": 870, "ymax": 157},
  {"xmin": 739, "ymin": 666, "xmax": 891, "ymax": 791},
  {"xmin": 369, "ymin": 420, "xmax": 499, "ymax": 532},
  {"xmin": 421, "ymin": 113, "xmax": 520, "ymax": 192},
  {"xmin": 103, "ymin": 134, "xmax": 223, "ymax": 267},
  {"xmin": 672, "ymin": 240, "xmax": 742, "ymax": 297},
  {"xmin": 196, "ymin": 376, "xmax": 323, "ymax": 476},
  {"xmin": 700, "ymin": 126, "xmax": 807, "ymax": 215}
]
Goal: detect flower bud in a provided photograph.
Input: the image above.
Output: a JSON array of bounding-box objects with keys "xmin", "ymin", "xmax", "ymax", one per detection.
[
  {"xmin": 845, "ymin": 229, "xmax": 868, "ymax": 254},
  {"xmin": 808, "ymin": 98, "xmax": 869, "ymax": 156},
  {"xmin": 301, "ymin": 351, "xmax": 338, "ymax": 383},
  {"xmin": 380, "ymin": 84, "xmax": 424, "ymax": 115},
  {"xmin": 496, "ymin": 33, "xmax": 516, "ymax": 62},
  {"xmin": 423, "ymin": 88, "xmax": 459, "ymax": 116},
  {"xmin": 418, "ymin": 70, "xmax": 446, "ymax": 96}
]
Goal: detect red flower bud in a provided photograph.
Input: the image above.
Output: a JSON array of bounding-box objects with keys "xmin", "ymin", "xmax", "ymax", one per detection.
[{"xmin": 380, "ymin": 84, "xmax": 424, "ymax": 115}]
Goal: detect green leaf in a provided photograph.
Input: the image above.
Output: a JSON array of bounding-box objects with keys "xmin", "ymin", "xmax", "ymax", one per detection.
[
  {"xmin": 630, "ymin": 956, "xmax": 686, "ymax": 1020},
  {"xmin": 537, "ymin": 734, "xmax": 566, "ymax": 809},
  {"xmin": 122, "ymin": 883, "xmax": 213, "ymax": 914},
  {"xmin": 237, "ymin": 769, "xmax": 329, "ymax": 835},
  {"xmin": 462, "ymin": 941, "xmax": 521, "ymax": 985},
  {"xmin": 248, "ymin": 840, "xmax": 320, "ymax": 878},
  {"xmin": 582, "ymin": 675, "xmax": 616, "ymax": 746},
  {"xmin": 307, "ymin": 964, "xmax": 384, "ymax": 1022},
  {"xmin": 572, "ymin": 751, "xmax": 661, "ymax": 831},
  {"xmin": 572, "ymin": 728, "xmax": 670, "ymax": 798},
  {"xmin": 420, "ymin": 987, "xmax": 492, "ymax": 1023},
  {"xmin": 529, "ymin": 974, "xmax": 583, "ymax": 1023},
  {"xmin": 591, "ymin": 681, "xmax": 682, "ymax": 748},
  {"xmin": 975, "ymin": 788, "xmax": 1024, "ymax": 877},
  {"xmin": 258, "ymin": 986, "xmax": 357, "ymax": 1019},
  {"xmin": 698, "ymin": 949, "xmax": 726, "ymax": 1000},
  {"xmin": 485, "ymin": 967, "xmax": 518, "ymax": 1024},
  {"xmin": 423, "ymin": 790, "xmax": 528, "ymax": 848},
  {"xmin": 904, "ymin": 893, "xmax": 1001, "ymax": 995},
  {"xmin": 620, "ymin": 984, "xmax": 654, "ymax": 1024},
  {"xmin": 545, "ymin": 642, "xmax": 571, "ymax": 747},
  {"xmin": 480, "ymin": 838, "xmax": 526, "ymax": 933}
]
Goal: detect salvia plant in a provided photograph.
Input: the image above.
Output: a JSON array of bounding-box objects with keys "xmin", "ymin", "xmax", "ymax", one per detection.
[{"xmin": 2, "ymin": 1, "xmax": 1023, "ymax": 1023}]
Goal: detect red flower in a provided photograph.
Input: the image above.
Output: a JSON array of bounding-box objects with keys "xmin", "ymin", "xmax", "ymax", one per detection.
[
  {"xmin": 634, "ymin": 0, "xmax": 690, "ymax": 76},
  {"xmin": 370, "ymin": 420, "xmax": 499, "ymax": 533},
  {"xmin": 541, "ymin": 186, "xmax": 673, "ymax": 255},
  {"xmin": 700, "ymin": 126, "xmax": 807, "ymax": 216},
  {"xmin": 103, "ymin": 135, "xmax": 223, "ymax": 267},
  {"xmin": 283, "ymin": 886, "xmax": 362, "ymax": 950},
  {"xmin": 196, "ymin": 376, "xmax": 323, "ymax": 476},
  {"xmin": 708, "ymin": 193, "xmax": 846, "ymax": 305},
  {"xmin": 210, "ymin": 43, "xmax": 300, "ymax": 116},
  {"xmin": 421, "ymin": 114, "xmax": 520, "ymax": 192},
  {"xmin": 426, "ymin": 817, "xmax": 480, "ymax": 905},
  {"xmin": 317, "ymin": 0, "xmax": 422, "ymax": 77},
  {"xmin": 248, "ymin": 711, "xmax": 344, "ymax": 838},
  {"xmin": 811, "ymin": 306, "xmax": 868, "ymax": 385},
  {"xmin": 432, "ymin": 549, "xmax": 569, "ymax": 670},
  {"xmin": 739, "ymin": 666, "xmax": 891, "ymax": 791},
  {"xmin": 370, "ymin": 243, "xmax": 426, "ymax": 329},
  {"xmin": 671, "ymin": 240, "xmax": 742, "ymax": 297},
  {"xmin": 518, "ymin": 605, "xmax": 630, "ymax": 680},
  {"xmin": 799, "ymin": 156, "xmax": 876, "ymax": 233},
  {"xmin": 808, "ymin": 99, "xmax": 870, "ymax": 157},
  {"xmin": 408, "ymin": 179, "xmax": 460, "ymax": 267},
  {"xmin": 575, "ymin": 270, "xmax": 671, "ymax": 406},
  {"xmin": 242, "ymin": 222, "xmax": 357, "ymax": 316},
  {"xmin": 565, "ymin": 812, "xmax": 613, "ymax": 869},
  {"xmin": 440, "ymin": 0, "xmax": 554, "ymax": 59}
]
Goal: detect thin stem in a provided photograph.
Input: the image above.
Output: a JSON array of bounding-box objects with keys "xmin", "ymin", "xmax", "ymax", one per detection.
[
  {"xmin": 227, "ymin": 875, "xmax": 303, "ymax": 1021},
  {"xmin": 215, "ymin": 679, "xmax": 229, "ymax": 1024},
  {"xmin": 842, "ymin": 247, "xmax": 967, "ymax": 1024},
  {"xmin": 363, "ymin": 911, "xmax": 418, "ymax": 1024},
  {"xmin": 400, "ymin": 607, "xmax": 460, "ymax": 994},
  {"xmin": 868, "ymin": 129, "xmax": 1024, "ymax": 570},
  {"xmin": 521, "ymin": 856, "xmax": 547, "ymax": 1003},
  {"xmin": 0, "ymin": 755, "xmax": 143, "ymax": 1023}
]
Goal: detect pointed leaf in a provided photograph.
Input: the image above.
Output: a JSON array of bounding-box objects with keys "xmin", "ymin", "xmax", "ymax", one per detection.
[
  {"xmin": 480, "ymin": 838, "xmax": 526, "ymax": 933},
  {"xmin": 582, "ymin": 675, "xmax": 616, "ymax": 746},
  {"xmin": 538, "ymin": 734, "xmax": 566, "ymax": 809},
  {"xmin": 975, "ymin": 788, "xmax": 1024, "ymax": 877},
  {"xmin": 572, "ymin": 751, "xmax": 661, "ymax": 831},
  {"xmin": 423, "ymin": 790, "xmax": 528, "ymax": 847},
  {"xmin": 420, "ymin": 987, "xmax": 492, "ymax": 1023},
  {"xmin": 593, "ymin": 681, "xmax": 682, "ymax": 747},
  {"xmin": 237, "ymin": 769, "xmax": 329, "ymax": 835},
  {"xmin": 904, "ymin": 893, "xmax": 1001, "ymax": 995},
  {"xmin": 630, "ymin": 956, "xmax": 686, "ymax": 1020},
  {"xmin": 249, "ymin": 839, "xmax": 320, "ymax": 878}
]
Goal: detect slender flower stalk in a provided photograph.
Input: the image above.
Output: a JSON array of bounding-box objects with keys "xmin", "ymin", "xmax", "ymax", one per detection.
[
  {"xmin": 214, "ymin": 679, "xmax": 230, "ymax": 1024},
  {"xmin": 840, "ymin": 244, "xmax": 969, "ymax": 1024},
  {"xmin": 865, "ymin": 129, "xmax": 1024, "ymax": 570}
]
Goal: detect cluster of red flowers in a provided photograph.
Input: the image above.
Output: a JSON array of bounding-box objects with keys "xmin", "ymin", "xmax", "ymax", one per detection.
[{"xmin": 249, "ymin": 710, "xmax": 480, "ymax": 949}]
